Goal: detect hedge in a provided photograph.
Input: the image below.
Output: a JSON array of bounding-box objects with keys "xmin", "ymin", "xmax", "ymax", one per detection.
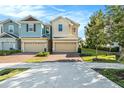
[
  {"xmin": 82, "ymin": 46, "xmax": 119, "ymax": 52},
  {"xmin": 0, "ymin": 50, "xmax": 21, "ymax": 56},
  {"xmin": 36, "ymin": 52, "xmax": 49, "ymax": 57}
]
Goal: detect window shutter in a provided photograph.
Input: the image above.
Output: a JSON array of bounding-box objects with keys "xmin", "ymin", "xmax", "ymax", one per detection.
[
  {"xmin": 34, "ymin": 24, "xmax": 36, "ymax": 32},
  {"xmin": 27, "ymin": 24, "xmax": 28, "ymax": 32}
]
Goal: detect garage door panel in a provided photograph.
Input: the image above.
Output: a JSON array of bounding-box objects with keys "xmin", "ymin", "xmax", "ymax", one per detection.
[
  {"xmin": 55, "ymin": 42, "xmax": 77, "ymax": 52},
  {"xmin": 24, "ymin": 42, "xmax": 47, "ymax": 52}
]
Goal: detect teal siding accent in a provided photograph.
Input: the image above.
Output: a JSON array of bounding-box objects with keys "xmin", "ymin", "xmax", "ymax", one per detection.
[
  {"xmin": 20, "ymin": 23, "xmax": 43, "ymax": 37},
  {"xmin": 3, "ymin": 21, "xmax": 19, "ymax": 36}
]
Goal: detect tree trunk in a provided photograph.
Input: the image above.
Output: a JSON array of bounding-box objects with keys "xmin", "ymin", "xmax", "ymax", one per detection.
[
  {"xmin": 96, "ymin": 47, "xmax": 98, "ymax": 59},
  {"xmin": 109, "ymin": 46, "xmax": 112, "ymax": 55},
  {"xmin": 117, "ymin": 47, "xmax": 124, "ymax": 62}
]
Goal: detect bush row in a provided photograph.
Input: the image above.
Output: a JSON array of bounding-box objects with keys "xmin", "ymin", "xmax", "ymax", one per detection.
[
  {"xmin": 36, "ymin": 52, "xmax": 49, "ymax": 57},
  {"xmin": 0, "ymin": 50, "xmax": 21, "ymax": 56},
  {"xmin": 81, "ymin": 46, "xmax": 119, "ymax": 52}
]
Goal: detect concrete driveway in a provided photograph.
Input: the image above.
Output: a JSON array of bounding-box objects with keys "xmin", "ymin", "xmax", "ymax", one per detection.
[
  {"xmin": 0, "ymin": 62, "xmax": 120, "ymax": 88},
  {"xmin": 0, "ymin": 53, "xmax": 36, "ymax": 63}
]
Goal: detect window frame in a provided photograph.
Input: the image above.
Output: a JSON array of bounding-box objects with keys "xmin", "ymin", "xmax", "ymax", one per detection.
[
  {"xmin": 8, "ymin": 25, "xmax": 14, "ymax": 33},
  {"xmin": 28, "ymin": 24, "xmax": 35, "ymax": 32},
  {"xmin": 58, "ymin": 24, "xmax": 63, "ymax": 32}
]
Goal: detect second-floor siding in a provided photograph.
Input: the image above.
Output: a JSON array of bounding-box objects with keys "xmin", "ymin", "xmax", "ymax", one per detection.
[
  {"xmin": 18, "ymin": 15, "xmax": 45, "ymax": 38},
  {"xmin": 19, "ymin": 23, "xmax": 43, "ymax": 38},
  {"xmin": 2, "ymin": 19, "xmax": 19, "ymax": 36}
]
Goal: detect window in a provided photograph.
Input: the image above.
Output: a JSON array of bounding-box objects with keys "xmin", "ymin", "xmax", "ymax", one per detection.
[
  {"xmin": 73, "ymin": 28, "xmax": 76, "ymax": 33},
  {"xmin": 58, "ymin": 24, "xmax": 63, "ymax": 32},
  {"xmin": 27, "ymin": 24, "xmax": 36, "ymax": 32},
  {"xmin": 46, "ymin": 27, "xmax": 49, "ymax": 34},
  {"xmin": 28, "ymin": 24, "xmax": 34, "ymax": 32},
  {"xmin": 9, "ymin": 25, "xmax": 14, "ymax": 33}
]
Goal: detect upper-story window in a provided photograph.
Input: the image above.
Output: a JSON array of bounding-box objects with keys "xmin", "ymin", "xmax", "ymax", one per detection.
[
  {"xmin": 58, "ymin": 24, "xmax": 63, "ymax": 32},
  {"xmin": 46, "ymin": 27, "xmax": 49, "ymax": 34},
  {"xmin": 8, "ymin": 25, "xmax": 14, "ymax": 33},
  {"xmin": 27, "ymin": 24, "xmax": 36, "ymax": 32},
  {"xmin": 73, "ymin": 28, "xmax": 76, "ymax": 33}
]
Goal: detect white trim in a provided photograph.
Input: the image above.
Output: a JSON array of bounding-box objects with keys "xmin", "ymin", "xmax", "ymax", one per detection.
[
  {"xmin": 22, "ymin": 41, "xmax": 47, "ymax": 43},
  {"xmin": 53, "ymin": 41, "xmax": 78, "ymax": 43},
  {"xmin": 0, "ymin": 32, "xmax": 17, "ymax": 39},
  {"xmin": 19, "ymin": 21, "xmax": 41, "ymax": 24}
]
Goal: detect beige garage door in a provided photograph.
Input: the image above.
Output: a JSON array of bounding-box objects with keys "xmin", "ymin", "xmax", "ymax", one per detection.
[
  {"xmin": 55, "ymin": 42, "xmax": 77, "ymax": 52},
  {"xmin": 24, "ymin": 42, "xmax": 47, "ymax": 52}
]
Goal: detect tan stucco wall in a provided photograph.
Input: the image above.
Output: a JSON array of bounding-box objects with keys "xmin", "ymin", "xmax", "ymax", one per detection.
[{"xmin": 51, "ymin": 18, "xmax": 78, "ymax": 38}]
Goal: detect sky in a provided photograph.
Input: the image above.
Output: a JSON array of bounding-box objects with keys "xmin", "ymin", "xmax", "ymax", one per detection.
[{"xmin": 0, "ymin": 5, "xmax": 105, "ymax": 39}]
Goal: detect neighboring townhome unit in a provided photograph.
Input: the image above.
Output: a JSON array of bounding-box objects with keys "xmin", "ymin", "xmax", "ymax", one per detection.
[
  {"xmin": 51, "ymin": 16, "xmax": 80, "ymax": 52},
  {"xmin": 0, "ymin": 19, "xmax": 20, "ymax": 50},
  {"xmin": 19, "ymin": 15, "xmax": 48, "ymax": 52}
]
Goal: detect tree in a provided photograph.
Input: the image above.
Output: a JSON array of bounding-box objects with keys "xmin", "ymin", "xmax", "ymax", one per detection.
[
  {"xmin": 85, "ymin": 10, "xmax": 106, "ymax": 59},
  {"xmin": 105, "ymin": 6, "xmax": 124, "ymax": 61},
  {"xmin": 78, "ymin": 37, "xmax": 84, "ymax": 48},
  {"xmin": 104, "ymin": 15, "xmax": 115, "ymax": 54}
]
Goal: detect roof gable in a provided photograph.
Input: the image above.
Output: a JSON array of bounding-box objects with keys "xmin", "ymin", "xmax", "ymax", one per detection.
[
  {"xmin": 21, "ymin": 15, "xmax": 39, "ymax": 21},
  {"xmin": 51, "ymin": 16, "xmax": 80, "ymax": 26},
  {"xmin": 50, "ymin": 16, "xmax": 64, "ymax": 23},
  {"xmin": 0, "ymin": 32, "xmax": 18, "ymax": 39},
  {"xmin": 1, "ymin": 19, "xmax": 19, "ymax": 24}
]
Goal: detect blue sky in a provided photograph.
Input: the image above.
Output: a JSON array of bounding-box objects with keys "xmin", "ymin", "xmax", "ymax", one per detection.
[{"xmin": 0, "ymin": 5, "xmax": 105, "ymax": 39}]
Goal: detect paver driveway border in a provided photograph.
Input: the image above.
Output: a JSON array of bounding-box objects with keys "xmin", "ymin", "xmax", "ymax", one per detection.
[
  {"xmin": 0, "ymin": 53, "xmax": 36, "ymax": 63},
  {"xmin": 0, "ymin": 62, "xmax": 121, "ymax": 88}
]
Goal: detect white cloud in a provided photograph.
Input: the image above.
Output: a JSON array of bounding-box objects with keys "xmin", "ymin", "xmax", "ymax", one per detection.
[
  {"xmin": 50, "ymin": 6, "xmax": 66, "ymax": 12},
  {"xmin": 0, "ymin": 5, "xmax": 46, "ymax": 18}
]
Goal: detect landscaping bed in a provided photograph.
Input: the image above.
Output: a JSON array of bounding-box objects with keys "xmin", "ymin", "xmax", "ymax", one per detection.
[
  {"xmin": 0, "ymin": 50, "xmax": 21, "ymax": 56},
  {"xmin": 80, "ymin": 48, "xmax": 118, "ymax": 63},
  {"xmin": 25, "ymin": 52, "xmax": 49, "ymax": 63},
  {"xmin": 94, "ymin": 68, "xmax": 124, "ymax": 87},
  {"xmin": 0, "ymin": 68, "xmax": 29, "ymax": 81}
]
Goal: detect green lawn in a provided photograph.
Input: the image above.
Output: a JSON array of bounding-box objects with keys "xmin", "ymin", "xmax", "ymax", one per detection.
[
  {"xmin": 81, "ymin": 48, "xmax": 109, "ymax": 55},
  {"xmin": 25, "ymin": 57, "xmax": 47, "ymax": 63},
  {"xmin": 0, "ymin": 68, "xmax": 28, "ymax": 81},
  {"xmin": 82, "ymin": 55, "xmax": 116, "ymax": 63},
  {"xmin": 81, "ymin": 48, "xmax": 117, "ymax": 63},
  {"xmin": 94, "ymin": 69, "xmax": 124, "ymax": 87}
]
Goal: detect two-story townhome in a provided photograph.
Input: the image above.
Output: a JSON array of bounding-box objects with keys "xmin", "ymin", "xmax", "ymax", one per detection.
[
  {"xmin": 0, "ymin": 19, "xmax": 20, "ymax": 50},
  {"xmin": 51, "ymin": 16, "xmax": 80, "ymax": 52},
  {"xmin": 19, "ymin": 16, "xmax": 49, "ymax": 52},
  {"xmin": 0, "ymin": 15, "xmax": 80, "ymax": 53}
]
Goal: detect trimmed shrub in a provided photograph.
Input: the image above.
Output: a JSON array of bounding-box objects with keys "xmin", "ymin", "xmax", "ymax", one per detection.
[
  {"xmin": 97, "ymin": 47, "xmax": 119, "ymax": 52},
  {"xmin": 80, "ymin": 53, "xmax": 92, "ymax": 56},
  {"xmin": 36, "ymin": 52, "xmax": 49, "ymax": 57},
  {"xmin": 82, "ymin": 47, "xmax": 120, "ymax": 52},
  {"xmin": 0, "ymin": 50, "xmax": 21, "ymax": 56}
]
